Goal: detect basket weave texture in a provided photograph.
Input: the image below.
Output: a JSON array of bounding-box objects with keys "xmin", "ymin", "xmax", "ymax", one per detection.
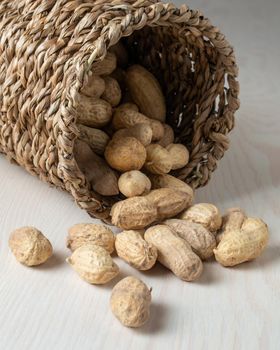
[{"xmin": 0, "ymin": 0, "xmax": 239, "ymax": 220}]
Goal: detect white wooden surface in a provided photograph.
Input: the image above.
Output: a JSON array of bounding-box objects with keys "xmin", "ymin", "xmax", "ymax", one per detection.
[{"xmin": 0, "ymin": 0, "xmax": 279, "ymax": 349}]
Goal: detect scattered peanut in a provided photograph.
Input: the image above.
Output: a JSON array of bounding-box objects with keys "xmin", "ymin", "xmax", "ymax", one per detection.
[
  {"xmin": 164, "ymin": 219, "xmax": 216, "ymax": 259},
  {"xmin": 105, "ymin": 137, "xmax": 147, "ymax": 172},
  {"xmin": 110, "ymin": 276, "xmax": 151, "ymax": 327},
  {"xmin": 180, "ymin": 203, "xmax": 222, "ymax": 233},
  {"xmin": 144, "ymin": 225, "xmax": 203, "ymax": 281},
  {"xmin": 9, "ymin": 227, "xmax": 53, "ymax": 266},
  {"xmin": 118, "ymin": 170, "xmax": 151, "ymax": 197},
  {"xmin": 67, "ymin": 223, "xmax": 115, "ymax": 254},
  {"xmin": 115, "ymin": 230, "xmax": 157, "ymax": 270},
  {"xmin": 214, "ymin": 217, "xmax": 269, "ymax": 267},
  {"xmin": 166, "ymin": 143, "xmax": 189, "ymax": 170},
  {"xmin": 66, "ymin": 245, "xmax": 119, "ymax": 284},
  {"xmin": 216, "ymin": 208, "xmax": 247, "ymax": 244}
]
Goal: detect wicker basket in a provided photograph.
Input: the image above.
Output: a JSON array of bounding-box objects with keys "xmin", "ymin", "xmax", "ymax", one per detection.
[{"xmin": 0, "ymin": 0, "xmax": 239, "ymax": 221}]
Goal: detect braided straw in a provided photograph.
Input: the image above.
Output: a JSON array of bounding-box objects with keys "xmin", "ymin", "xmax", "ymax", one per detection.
[{"xmin": 0, "ymin": 0, "xmax": 239, "ymax": 221}]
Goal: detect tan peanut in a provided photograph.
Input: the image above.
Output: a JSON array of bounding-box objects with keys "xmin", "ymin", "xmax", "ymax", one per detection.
[
  {"xmin": 113, "ymin": 123, "xmax": 153, "ymax": 146},
  {"xmin": 145, "ymin": 144, "xmax": 173, "ymax": 174},
  {"xmin": 112, "ymin": 107, "xmax": 164, "ymax": 141},
  {"xmin": 77, "ymin": 96, "xmax": 112, "ymax": 128},
  {"xmin": 105, "ymin": 137, "xmax": 146, "ymax": 172},
  {"xmin": 80, "ymin": 75, "xmax": 105, "ymax": 98},
  {"xmin": 66, "ymin": 245, "xmax": 119, "ymax": 284},
  {"xmin": 115, "ymin": 230, "xmax": 157, "ymax": 270},
  {"xmin": 67, "ymin": 223, "xmax": 115, "ymax": 254},
  {"xmin": 102, "ymin": 77, "xmax": 122, "ymax": 107},
  {"xmin": 164, "ymin": 219, "xmax": 216, "ymax": 260},
  {"xmin": 9, "ymin": 227, "xmax": 53, "ymax": 266},
  {"xmin": 214, "ymin": 217, "xmax": 269, "ymax": 267},
  {"xmin": 180, "ymin": 203, "xmax": 222, "ymax": 233},
  {"xmin": 110, "ymin": 276, "xmax": 151, "ymax": 327},
  {"xmin": 166, "ymin": 143, "xmax": 189, "ymax": 170},
  {"xmin": 149, "ymin": 173, "xmax": 194, "ymax": 198},
  {"xmin": 118, "ymin": 170, "xmax": 151, "ymax": 197},
  {"xmin": 91, "ymin": 52, "xmax": 117, "ymax": 76},
  {"xmin": 78, "ymin": 124, "xmax": 110, "ymax": 155},
  {"xmin": 216, "ymin": 208, "xmax": 247, "ymax": 243},
  {"xmin": 111, "ymin": 188, "xmax": 190, "ymax": 229},
  {"xmin": 74, "ymin": 140, "xmax": 119, "ymax": 196},
  {"xmin": 144, "ymin": 225, "xmax": 203, "ymax": 281},
  {"xmin": 111, "ymin": 196, "xmax": 157, "ymax": 230},
  {"xmin": 157, "ymin": 124, "xmax": 174, "ymax": 147},
  {"xmin": 109, "ymin": 42, "xmax": 128, "ymax": 68},
  {"xmin": 126, "ymin": 65, "xmax": 166, "ymax": 122},
  {"xmin": 146, "ymin": 188, "xmax": 192, "ymax": 220}
]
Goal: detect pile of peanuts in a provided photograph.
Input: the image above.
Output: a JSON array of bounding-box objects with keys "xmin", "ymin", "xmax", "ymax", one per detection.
[
  {"xmin": 73, "ymin": 42, "xmax": 189, "ymax": 200},
  {"xmin": 8, "ymin": 204, "xmax": 269, "ymax": 328},
  {"xmin": 7, "ymin": 42, "xmax": 269, "ymax": 329}
]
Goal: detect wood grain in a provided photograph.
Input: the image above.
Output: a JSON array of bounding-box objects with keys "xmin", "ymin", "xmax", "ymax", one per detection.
[{"xmin": 0, "ymin": 0, "xmax": 279, "ymax": 349}]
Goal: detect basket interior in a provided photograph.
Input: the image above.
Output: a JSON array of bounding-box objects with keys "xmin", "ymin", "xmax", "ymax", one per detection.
[{"xmin": 71, "ymin": 19, "xmax": 238, "ymax": 219}]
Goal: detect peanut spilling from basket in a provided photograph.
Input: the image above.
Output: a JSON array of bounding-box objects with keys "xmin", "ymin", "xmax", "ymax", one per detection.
[
  {"xmin": 73, "ymin": 48, "xmax": 190, "ymax": 200},
  {"xmin": 7, "ymin": 43, "xmax": 268, "ymax": 329}
]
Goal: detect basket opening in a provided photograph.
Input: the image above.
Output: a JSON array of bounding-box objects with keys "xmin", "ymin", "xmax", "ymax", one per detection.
[{"xmin": 68, "ymin": 14, "xmax": 238, "ymax": 219}]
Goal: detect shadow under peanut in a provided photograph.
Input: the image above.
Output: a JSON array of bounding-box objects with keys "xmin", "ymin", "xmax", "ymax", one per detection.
[
  {"xmin": 134, "ymin": 302, "xmax": 170, "ymax": 334},
  {"xmin": 36, "ymin": 251, "xmax": 67, "ymax": 270}
]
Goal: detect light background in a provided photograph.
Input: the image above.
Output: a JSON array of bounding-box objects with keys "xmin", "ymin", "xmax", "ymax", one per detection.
[{"xmin": 0, "ymin": 0, "xmax": 279, "ymax": 349}]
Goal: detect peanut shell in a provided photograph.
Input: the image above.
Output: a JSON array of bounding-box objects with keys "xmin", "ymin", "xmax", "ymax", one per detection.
[
  {"xmin": 105, "ymin": 137, "xmax": 146, "ymax": 172},
  {"xmin": 115, "ymin": 230, "xmax": 157, "ymax": 270},
  {"xmin": 126, "ymin": 65, "xmax": 166, "ymax": 122},
  {"xmin": 146, "ymin": 188, "xmax": 192, "ymax": 220},
  {"xmin": 180, "ymin": 203, "xmax": 222, "ymax": 233},
  {"xmin": 166, "ymin": 143, "xmax": 189, "ymax": 170},
  {"xmin": 67, "ymin": 223, "xmax": 115, "ymax": 253},
  {"xmin": 67, "ymin": 245, "xmax": 119, "ymax": 284},
  {"xmin": 77, "ymin": 96, "xmax": 112, "ymax": 128},
  {"xmin": 102, "ymin": 77, "xmax": 122, "ymax": 107},
  {"xmin": 149, "ymin": 173, "xmax": 194, "ymax": 198},
  {"xmin": 214, "ymin": 217, "xmax": 269, "ymax": 267},
  {"xmin": 111, "ymin": 196, "xmax": 157, "ymax": 230},
  {"xmin": 118, "ymin": 170, "xmax": 151, "ymax": 197},
  {"xmin": 164, "ymin": 219, "xmax": 216, "ymax": 259},
  {"xmin": 78, "ymin": 124, "xmax": 110, "ymax": 155},
  {"xmin": 145, "ymin": 144, "xmax": 173, "ymax": 174},
  {"xmin": 110, "ymin": 276, "xmax": 151, "ymax": 327},
  {"xmin": 144, "ymin": 225, "xmax": 203, "ymax": 281},
  {"xmin": 9, "ymin": 227, "xmax": 53, "ymax": 266},
  {"xmin": 113, "ymin": 123, "xmax": 152, "ymax": 147}
]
